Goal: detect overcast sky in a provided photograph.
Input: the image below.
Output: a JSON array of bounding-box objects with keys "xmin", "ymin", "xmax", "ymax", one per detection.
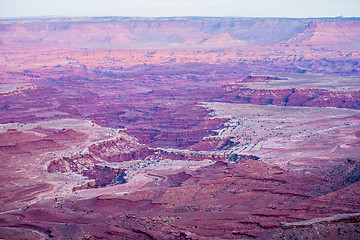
[{"xmin": 0, "ymin": 0, "xmax": 359, "ymax": 18}]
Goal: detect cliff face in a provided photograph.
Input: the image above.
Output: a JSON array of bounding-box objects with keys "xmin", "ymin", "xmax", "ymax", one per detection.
[
  {"xmin": 273, "ymin": 213, "xmax": 360, "ymax": 240},
  {"xmin": 1, "ymin": 17, "xmax": 359, "ymax": 48},
  {"xmin": 88, "ymin": 136, "xmax": 154, "ymax": 162},
  {"xmin": 280, "ymin": 20, "xmax": 360, "ymax": 46},
  {"xmin": 47, "ymin": 153, "xmax": 98, "ymax": 174},
  {"xmin": 0, "ymin": 16, "xmax": 359, "ymax": 240},
  {"xmin": 226, "ymin": 88, "xmax": 360, "ymax": 109},
  {"xmin": 221, "ymin": 77, "xmax": 360, "ymax": 109},
  {"xmin": 47, "ymin": 134, "xmax": 153, "ymax": 188},
  {"xmin": 153, "ymin": 148, "xmax": 259, "ymax": 162}
]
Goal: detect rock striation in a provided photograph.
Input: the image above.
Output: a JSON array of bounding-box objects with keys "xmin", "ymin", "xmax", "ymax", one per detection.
[
  {"xmin": 0, "ymin": 16, "xmax": 359, "ymax": 239},
  {"xmin": 48, "ymin": 134, "xmax": 153, "ymax": 189},
  {"xmin": 1, "ymin": 17, "xmax": 359, "ymax": 49},
  {"xmin": 221, "ymin": 76, "xmax": 360, "ymax": 109}
]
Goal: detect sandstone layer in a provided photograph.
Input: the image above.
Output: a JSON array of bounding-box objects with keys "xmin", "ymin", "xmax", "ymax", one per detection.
[{"xmin": 0, "ymin": 17, "xmax": 359, "ymax": 239}]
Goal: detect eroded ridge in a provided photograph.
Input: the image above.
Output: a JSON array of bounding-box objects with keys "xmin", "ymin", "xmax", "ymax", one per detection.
[{"xmin": 0, "ymin": 16, "xmax": 359, "ymax": 239}]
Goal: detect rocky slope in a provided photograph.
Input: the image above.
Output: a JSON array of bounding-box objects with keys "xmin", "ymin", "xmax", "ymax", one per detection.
[
  {"xmin": 273, "ymin": 213, "xmax": 360, "ymax": 240},
  {"xmin": 221, "ymin": 78, "xmax": 360, "ymax": 109},
  {"xmin": 0, "ymin": 16, "xmax": 359, "ymax": 239},
  {"xmin": 1, "ymin": 158, "xmax": 359, "ymax": 239},
  {"xmin": 280, "ymin": 20, "xmax": 360, "ymax": 46},
  {"xmin": 47, "ymin": 134, "xmax": 153, "ymax": 189}
]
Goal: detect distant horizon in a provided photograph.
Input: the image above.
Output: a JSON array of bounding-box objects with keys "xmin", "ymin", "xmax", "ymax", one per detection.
[
  {"xmin": 1, "ymin": 15, "xmax": 359, "ymax": 21},
  {"xmin": 1, "ymin": 0, "xmax": 359, "ymax": 19}
]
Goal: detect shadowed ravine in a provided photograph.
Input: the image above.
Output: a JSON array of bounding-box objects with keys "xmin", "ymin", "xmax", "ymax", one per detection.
[{"xmin": 0, "ymin": 17, "xmax": 359, "ymax": 239}]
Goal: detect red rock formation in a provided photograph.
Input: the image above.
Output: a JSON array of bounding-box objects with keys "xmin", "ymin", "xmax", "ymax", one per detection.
[
  {"xmin": 45, "ymin": 129, "xmax": 86, "ymax": 142},
  {"xmin": 2, "ymin": 158, "xmax": 359, "ymax": 239},
  {"xmin": 189, "ymin": 136, "xmax": 235, "ymax": 151},
  {"xmin": 280, "ymin": 20, "xmax": 360, "ymax": 47},
  {"xmin": 0, "ymin": 16, "xmax": 359, "ymax": 239},
  {"xmin": 286, "ymin": 88, "xmax": 323, "ymax": 106},
  {"xmin": 88, "ymin": 136, "xmax": 153, "ymax": 162},
  {"xmin": 272, "ymin": 213, "xmax": 360, "ymax": 240},
  {"xmin": 48, "ymin": 153, "xmax": 127, "ymax": 190},
  {"xmin": 80, "ymin": 165, "xmax": 126, "ymax": 189},
  {"xmin": 220, "ymin": 84, "xmax": 360, "ymax": 109},
  {"xmin": 47, "ymin": 135, "xmax": 152, "ymax": 188},
  {"xmin": 242, "ymin": 75, "xmax": 288, "ymax": 82},
  {"xmin": 0, "ymin": 129, "xmax": 41, "ymax": 145},
  {"xmin": 0, "ymin": 129, "xmax": 64, "ymax": 155},
  {"xmin": 304, "ymin": 90, "xmax": 360, "ymax": 109},
  {"xmin": 47, "ymin": 153, "xmax": 97, "ymax": 174},
  {"xmin": 153, "ymin": 148, "xmax": 259, "ymax": 162},
  {"xmin": 1, "ymin": 17, "xmax": 359, "ymax": 49}
]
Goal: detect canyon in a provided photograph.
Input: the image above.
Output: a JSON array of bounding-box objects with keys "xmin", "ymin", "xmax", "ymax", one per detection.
[{"xmin": 0, "ymin": 17, "xmax": 359, "ymax": 239}]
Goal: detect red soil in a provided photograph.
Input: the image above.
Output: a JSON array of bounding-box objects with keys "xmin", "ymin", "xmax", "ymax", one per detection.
[{"xmin": 0, "ymin": 17, "xmax": 359, "ymax": 239}]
